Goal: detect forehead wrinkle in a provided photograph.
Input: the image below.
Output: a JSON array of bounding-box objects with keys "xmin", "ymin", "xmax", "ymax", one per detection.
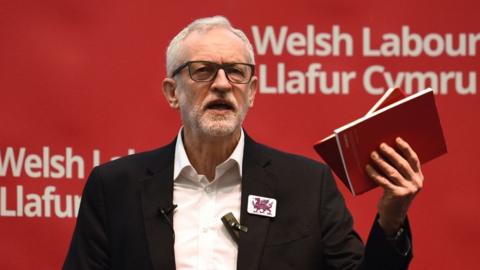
[{"xmin": 180, "ymin": 28, "xmax": 250, "ymax": 64}]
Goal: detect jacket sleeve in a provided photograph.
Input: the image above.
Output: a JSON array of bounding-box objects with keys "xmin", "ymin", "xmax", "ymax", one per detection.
[
  {"xmin": 362, "ymin": 216, "xmax": 413, "ymax": 269},
  {"xmin": 63, "ymin": 167, "xmax": 110, "ymax": 270}
]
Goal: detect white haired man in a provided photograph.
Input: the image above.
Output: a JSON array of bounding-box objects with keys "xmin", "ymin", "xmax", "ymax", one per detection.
[{"xmin": 64, "ymin": 16, "xmax": 422, "ymax": 270}]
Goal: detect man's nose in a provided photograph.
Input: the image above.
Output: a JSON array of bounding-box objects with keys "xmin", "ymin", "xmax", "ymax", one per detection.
[{"xmin": 211, "ymin": 69, "xmax": 232, "ymax": 92}]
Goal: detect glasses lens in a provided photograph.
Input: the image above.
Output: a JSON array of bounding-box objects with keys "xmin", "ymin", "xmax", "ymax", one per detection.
[
  {"xmin": 189, "ymin": 62, "xmax": 217, "ymax": 81},
  {"xmin": 187, "ymin": 61, "xmax": 253, "ymax": 83},
  {"xmin": 224, "ymin": 64, "xmax": 252, "ymax": 83}
]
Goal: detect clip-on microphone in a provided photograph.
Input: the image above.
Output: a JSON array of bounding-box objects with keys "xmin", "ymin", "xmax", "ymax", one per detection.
[
  {"xmin": 158, "ymin": 204, "xmax": 177, "ymax": 240},
  {"xmin": 221, "ymin": 212, "xmax": 248, "ymax": 244}
]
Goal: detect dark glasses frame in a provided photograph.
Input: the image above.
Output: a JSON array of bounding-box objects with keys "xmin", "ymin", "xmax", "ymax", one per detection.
[{"xmin": 170, "ymin": 61, "xmax": 255, "ymax": 84}]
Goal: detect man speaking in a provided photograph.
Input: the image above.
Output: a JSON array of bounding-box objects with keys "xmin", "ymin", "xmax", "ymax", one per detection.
[{"xmin": 64, "ymin": 16, "xmax": 423, "ymax": 269}]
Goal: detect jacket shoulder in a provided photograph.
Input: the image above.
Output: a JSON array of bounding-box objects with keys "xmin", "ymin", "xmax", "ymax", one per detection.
[
  {"xmin": 249, "ymin": 139, "xmax": 329, "ymax": 174},
  {"xmin": 92, "ymin": 140, "xmax": 175, "ymax": 182}
]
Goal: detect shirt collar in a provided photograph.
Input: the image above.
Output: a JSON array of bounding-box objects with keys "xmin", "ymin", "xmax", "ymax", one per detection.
[{"xmin": 173, "ymin": 128, "xmax": 245, "ymax": 181}]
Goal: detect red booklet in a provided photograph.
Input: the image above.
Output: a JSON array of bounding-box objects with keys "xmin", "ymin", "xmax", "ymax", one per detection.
[{"xmin": 314, "ymin": 88, "xmax": 447, "ymax": 195}]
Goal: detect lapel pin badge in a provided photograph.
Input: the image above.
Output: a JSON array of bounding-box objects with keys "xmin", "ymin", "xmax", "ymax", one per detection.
[{"xmin": 247, "ymin": 195, "xmax": 277, "ymax": 218}]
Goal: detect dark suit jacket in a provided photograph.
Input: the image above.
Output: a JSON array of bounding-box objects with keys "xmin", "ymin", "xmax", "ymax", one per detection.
[{"xmin": 63, "ymin": 135, "xmax": 412, "ymax": 270}]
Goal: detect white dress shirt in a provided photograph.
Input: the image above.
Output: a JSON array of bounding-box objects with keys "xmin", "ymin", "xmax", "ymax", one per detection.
[{"xmin": 172, "ymin": 128, "xmax": 244, "ymax": 270}]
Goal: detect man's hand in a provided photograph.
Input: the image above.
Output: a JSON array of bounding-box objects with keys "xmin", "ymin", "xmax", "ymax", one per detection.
[{"xmin": 365, "ymin": 137, "xmax": 424, "ymax": 236}]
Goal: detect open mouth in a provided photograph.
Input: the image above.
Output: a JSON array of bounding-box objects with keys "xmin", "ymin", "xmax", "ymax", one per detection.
[{"xmin": 205, "ymin": 100, "xmax": 235, "ymax": 111}]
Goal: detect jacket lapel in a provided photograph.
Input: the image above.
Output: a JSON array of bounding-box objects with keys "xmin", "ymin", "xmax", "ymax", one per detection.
[
  {"xmin": 237, "ymin": 135, "xmax": 276, "ymax": 270},
  {"xmin": 138, "ymin": 135, "xmax": 276, "ymax": 270},
  {"xmin": 140, "ymin": 141, "xmax": 176, "ymax": 270}
]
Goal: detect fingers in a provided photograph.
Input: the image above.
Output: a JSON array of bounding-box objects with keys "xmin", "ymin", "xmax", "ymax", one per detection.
[
  {"xmin": 369, "ymin": 150, "xmax": 413, "ymax": 188},
  {"xmin": 365, "ymin": 164, "xmax": 398, "ymax": 190},
  {"xmin": 367, "ymin": 138, "xmax": 424, "ymax": 192},
  {"xmin": 395, "ymin": 137, "xmax": 422, "ymax": 173},
  {"xmin": 394, "ymin": 137, "xmax": 424, "ymax": 190},
  {"xmin": 378, "ymin": 142, "xmax": 415, "ymax": 180}
]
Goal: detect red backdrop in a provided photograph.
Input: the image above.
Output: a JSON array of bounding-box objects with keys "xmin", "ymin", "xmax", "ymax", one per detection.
[{"xmin": 1, "ymin": 0, "xmax": 479, "ymax": 269}]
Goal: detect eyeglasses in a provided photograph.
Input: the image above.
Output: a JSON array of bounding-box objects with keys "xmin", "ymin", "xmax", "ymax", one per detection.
[{"xmin": 170, "ymin": 61, "xmax": 255, "ymax": 84}]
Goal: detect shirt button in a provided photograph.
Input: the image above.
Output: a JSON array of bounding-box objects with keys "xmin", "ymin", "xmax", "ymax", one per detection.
[
  {"xmin": 202, "ymin": 227, "xmax": 209, "ymax": 233},
  {"xmin": 205, "ymin": 186, "xmax": 212, "ymax": 193}
]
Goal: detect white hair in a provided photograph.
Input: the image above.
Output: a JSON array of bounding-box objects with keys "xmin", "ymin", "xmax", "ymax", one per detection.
[{"xmin": 165, "ymin": 16, "xmax": 255, "ymax": 76}]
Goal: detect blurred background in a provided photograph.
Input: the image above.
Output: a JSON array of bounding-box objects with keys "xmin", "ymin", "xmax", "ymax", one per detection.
[{"xmin": 1, "ymin": 0, "xmax": 479, "ymax": 269}]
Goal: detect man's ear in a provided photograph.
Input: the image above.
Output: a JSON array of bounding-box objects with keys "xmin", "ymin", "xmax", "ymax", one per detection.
[
  {"xmin": 247, "ymin": 75, "xmax": 258, "ymax": 108},
  {"xmin": 162, "ymin": 78, "xmax": 179, "ymax": 109}
]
